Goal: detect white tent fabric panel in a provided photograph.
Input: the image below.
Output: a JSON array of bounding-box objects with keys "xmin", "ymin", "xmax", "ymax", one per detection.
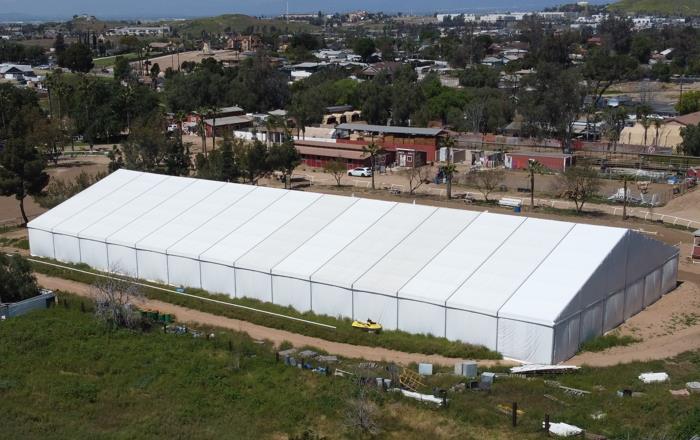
[
  {"xmin": 200, "ymin": 191, "xmax": 323, "ymax": 266},
  {"xmin": 28, "ymin": 169, "xmax": 141, "ymax": 233},
  {"xmin": 106, "ymin": 244, "xmax": 138, "ymax": 277},
  {"xmin": 499, "ymin": 224, "xmax": 627, "ymax": 326},
  {"xmin": 271, "ymin": 198, "xmax": 396, "ymax": 279},
  {"xmin": 311, "ymin": 204, "xmax": 437, "ymax": 287},
  {"xmin": 135, "ymin": 183, "xmax": 255, "ymax": 253},
  {"xmin": 624, "ymin": 278, "xmax": 645, "ymax": 319},
  {"xmin": 136, "ymin": 250, "xmax": 169, "ymax": 283},
  {"xmin": 79, "ymin": 176, "xmax": 195, "ymax": 242},
  {"xmin": 108, "ymin": 179, "xmax": 226, "ymax": 248},
  {"xmin": 497, "ymin": 318, "xmax": 553, "ymax": 363},
  {"xmin": 52, "ymin": 173, "xmax": 168, "ymax": 237},
  {"xmin": 625, "ymin": 232, "xmax": 679, "ymax": 283},
  {"xmin": 447, "ymin": 218, "xmax": 574, "ymax": 315},
  {"xmin": 200, "ymin": 262, "xmax": 235, "ymax": 297},
  {"xmin": 399, "ymin": 213, "xmax": 526, "ymax": 306},
  {"xmin": 579, "ymin": 302, "xmax": 604, "ymax": 343},
  {"xmin": 310, "ymin": 283, "xmax": 353, "ymax": 319},
  {"xmin": 553, "ymin": 314, "xmax": 580, "ymax": 363},
  {"xmin": 445, "ymin": 308, "xmax": 498, "ymax": 350},
  {"xmin": 603, "ymin": 289, "xmax": 625, "ymax": 332},
  {"xmin": 353, "ymin": 291, "xmax": 398, "ymax": 330},
  {"xmin": 353, "ymin": 209, "xmax": 479, "ymax": 297},
  {"xmin": 53, "ymin": 234, "xmax": 81, "ymax": 263},
  {"xmin": 643, "ymin": 268, "xmax": 662, "ymax": 307},
  {"xmin": 236, "ymin": 269, "xmax": 273, "ymax": 302},
  {"xmin": 272, "ymin": 276, "xmax": 312, "ymax": 312},
  {"xmin": 398, "ymin": 299, "xmax": 446, "ymax": 337},
  {"xmin": 167, "ymin": 186, "xmax": 285, "ymax": 259},
  {"xmin": 79, "ymin": 239, "xmax": 109, "ymax": 271},
  {"xmin": 661, "ymin": 257, "xmax": 678, "ymax": 294},
  {"xmin": 27, "ymin": 228, "xmax": 55, "ymax": 258},
  {"xmin": 168, "ymin": 256, "xmax": 202, "ymax": 288}
]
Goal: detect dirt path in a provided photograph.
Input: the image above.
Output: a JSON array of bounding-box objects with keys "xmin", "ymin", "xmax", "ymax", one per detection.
[
  {"xmin": 567, "ymin": 280, "xmax": 700, "ymax": 366},
  {"xmin": 35, "ymin": 273, "xmax": 512, "ymax": 368}
]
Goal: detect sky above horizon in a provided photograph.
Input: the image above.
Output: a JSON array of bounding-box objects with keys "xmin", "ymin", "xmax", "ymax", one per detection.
[{"xmin": 1, "ymin": 0, "xmax": 610, "ymax": 19}]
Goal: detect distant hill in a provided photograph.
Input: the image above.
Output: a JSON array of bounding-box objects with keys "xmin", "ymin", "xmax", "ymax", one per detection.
[
  {"xmin": 173, "ymin": 14, "xmax": 317, "ymax": 37},
  {"xmin": 609, "ymin": 0, "xmax": 700, "ymax": 16}
]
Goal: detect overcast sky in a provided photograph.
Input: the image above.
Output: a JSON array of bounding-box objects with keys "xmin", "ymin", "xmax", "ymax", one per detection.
[{"xmin": 0, "ymin": 0, "xmax": 610, "ymax": 20}]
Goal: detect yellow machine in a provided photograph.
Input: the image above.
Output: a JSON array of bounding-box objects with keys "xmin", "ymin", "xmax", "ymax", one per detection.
[{"xmin": 351, "ymin": 319, "xmax": 382, "ymax": 332}]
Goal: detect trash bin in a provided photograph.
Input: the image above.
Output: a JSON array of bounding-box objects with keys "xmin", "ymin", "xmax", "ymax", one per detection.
[{"xmin": 514, "ymin": 206, "xmax": 521, "ymax": 213}]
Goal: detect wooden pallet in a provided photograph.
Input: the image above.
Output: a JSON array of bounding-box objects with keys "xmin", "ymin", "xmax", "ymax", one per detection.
[{"xmin": 399, "ymin": 368, "xmax": 425, "ymax": 392}]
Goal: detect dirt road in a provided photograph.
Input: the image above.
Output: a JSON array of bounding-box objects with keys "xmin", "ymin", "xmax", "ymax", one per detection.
[{"xmin": 34, "ymin": 273, "xmax": 512, "ymax": 368}]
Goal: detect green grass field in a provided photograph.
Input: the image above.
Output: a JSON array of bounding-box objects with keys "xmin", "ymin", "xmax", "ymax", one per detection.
[
  {"xmin": 1, "ymin": 296, "xmax": 698, "ymax": 439},
  {"xmin": 173, "ymin": 14, "xmax": 316, "ymax": 36},
  {"xmin": 610, "ymin": 0, "xmax": 700, "ymax": 16},
  {"xmin": 29, "ymin": 257, "xmax": 501, "ymax": 360}
]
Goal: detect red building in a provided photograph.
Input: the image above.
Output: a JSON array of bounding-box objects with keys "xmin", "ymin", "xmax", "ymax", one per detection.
[
  {"xmin": 295, "ymin": 140, "xmax": 375, "ymax": 169},
  {"xmin": 335, "ymin": 123, "xmax": 445, "ymax": 167},
  {"xmin": 505, "ymin": 152, "xmax": 573, "ymax": 172}
]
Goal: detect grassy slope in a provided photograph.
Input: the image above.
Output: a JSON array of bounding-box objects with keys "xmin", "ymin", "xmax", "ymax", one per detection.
[
  {"xmin": 173, "ymin": 14, "xmax": 316, "ymax": 36},
  {"xmin": 29, "ymin": 257, "xmax": 501, "ymax": 360},
  {"xmin": 609, "ymin": 0, "xmax": 700, "ymax": 16},
  {"xmin": 1, "ymin": 298, "xmax": 699, "ymax": 439}
]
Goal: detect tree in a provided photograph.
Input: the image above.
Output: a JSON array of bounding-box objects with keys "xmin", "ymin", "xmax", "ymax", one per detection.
[
  {"xmin": 268, "ymin": 138, "xmax": 301, "ymax": 189},
  {"xmin": 121, "ymin": 117, "xmax": 168, "ymax": 172},
  {"xmin": 361, "ymin": 142, "xmax": 385, "ymax": 190},
  {"xmin": 400, "ymin": 164, "xmax": 433, "ymax": 195},
  {"xmin": 113, "ymin": 56, "xmax": 133, "ymax": 82},
  {"xmin": 0, "ymin": 140, "xmax": 49, "ymax": 225},
  {"xmin": 0, "ymin": 254, "xmax": 39, "ymax": 303},
  {"xmin": 163, "ymin": 136, "xmax": 191, "ymax": 176},
  {"xmin": 53, "ymin": 33, "xmax": 66, "ymax": 56},
  {"xmin": 353, "ymin": 38, "xmax": 376, "ymax": 62},
  {"xmin": 149, "ymin": 63, "xmax": 161, "ymax": 90},
  {"xmin": 465, "ymin": 168, "xmax": 504, "ymax": 202},
  {"xmin": 108, "ymin": 145, "xmax": 124, "ymax": 172},
  {"xmin": 459, "ymin": 64, "xmax": 499, "ymax": 88},
  {"xmin": 557, "ymin": 164, "xmax": 601, "ymax": 213},
  {"xmin": 602, "ymin": 106, "xmax": 628, "ymax": 152},
  {"xmin": 344, "ymin": 385, "xmax": 380, "ymax": 436},
  {"xmin": 680, "ymin": 123, "xmax": 700, "ymax": 156},
  {"xmin": 676, "ymin": 91, "xmax": 700, "ymax": 115},
  {"xmin": 618, "ymin": 174, "xmax": 634, "ymax": 220},
  {"xmin": 323, "ymin": 158, "xmax": 346, "ymax": 186},
  {"xmin": 526, "ymin": 159, "xmax": 546, "ymax": 209},
  {"xmin": 57, "ymin": 43, "xmax": 94, "ymax": 73},
  {"xmin": 241, "ymin": 140, "xmax": 271, "ymax": 185},
  {"xmin": 92, "ymin": 275, "xmax": 145, "ymax": 330}
]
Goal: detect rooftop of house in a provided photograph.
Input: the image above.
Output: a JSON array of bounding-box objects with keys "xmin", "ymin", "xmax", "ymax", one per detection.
[{"xmin": 336, "ymin": 123, "xmax": 444, "ymax": 137}]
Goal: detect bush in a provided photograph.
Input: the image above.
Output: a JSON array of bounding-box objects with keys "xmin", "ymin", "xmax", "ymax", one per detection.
[
  {"xmin": 579, "ymin": 333, "xmax": 641, "ymax": 353},
  {"xmin": 0, "ymin": 254, "xmax": 39, "ymax": 303}
]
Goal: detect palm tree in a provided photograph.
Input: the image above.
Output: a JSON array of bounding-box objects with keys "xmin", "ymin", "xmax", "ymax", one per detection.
[
  {"xmin": 653, "ymin": 118, "xmax": 662, "ymax": 147},
  {"xmin": 209, "ymin": 106, "xmax": 221, "ymax": 152},
  {"xmin": 361, "ymin": 141, "xmax": 385, "ymax": 191},
  {"xmin": 526, "ymin": 159, "xmax": 546, "ymax": 209},
  {"xmin": 441, "ymin": 135, "xmax": 458, "ymax": 199},
  {"xmin": 196, "ymin": 108, "xmax": 208, "ymax": 158},
  {"xmin": 175, "ymin": 110, "xmax": 187, "ymax": 144}
]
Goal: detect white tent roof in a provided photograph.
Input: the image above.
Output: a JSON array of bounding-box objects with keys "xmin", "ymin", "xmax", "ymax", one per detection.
[
  {"xmin": 352, "ymin": 209, "xmax": 479, "ymax": 296},
  {"xmin": 107, "ymin": 179, "xmax": 225, "ymax": 248},
  {"xmin": 311, "ymin": 203, "xmax": 437, "ymax": 288},
  {"xmin": 271, "ymin": 198, "xmax": 395, "ymax": 280},
  {"xmin": 200, "ymin": 191, "xmax": 323, "ymax": 266},
  {"xmin": 52, "ymin": 173, "xmax": 167, "ymax": 236},
  {"xmin": 235, "ymin": 194, "xmax": 357, "ymax": 273},
  {"xmin": 136, "ymin": 183, "xmax": 255, "ymax": 253},
  {"xmin": 498, "ymin": 224, "xmax": 628, "ymax": 326},
  {"xmin": 399, "ymin": 213, "xmax": 525, "ymax": 305},
  {"xmin": 79, "ymin": 176, "xmax": 196, "ymax": 242},
  {"xmin": 446, "ymin": 218, "xmax": 575, "ymax": 316},
  {"xmin": 167, "ymin": 186, "xmax": 284, "ymax": 259},
  {"xmin": 28, "ymin": 169, "xmax": 141, "ymax": 233}
]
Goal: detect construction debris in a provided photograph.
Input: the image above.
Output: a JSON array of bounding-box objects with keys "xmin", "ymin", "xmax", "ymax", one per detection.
[
  {"xmin": 639, "ymin": 372, "xmax": 669, "ymax": 383},
  {"xmin": 316, "ymin": 355, "xmax": 338, "ymax": 363},
  {"xmin": 548, "ymin": 422, "xmax": 583, "ymax": 437},
  {"xmin": 510, "ymin": 365, "xmax": 580, "ymax": 375},
  {"xmin": 687, "ymin": 382, "xmax": 700, "ymax": 393},
  {"xmin": 418, "ymin": 363, "xmax": 433, "ymax": 376},
  {"xmin": 670, "ymin": 389, "xmax": 690, "ymax": 396},
  {"xmin": 399, "ymin": 368, "xmax": 425, "ymax": 392},
  {"xmin": 393, "ymin": 389, "xmax": 444, "ymax": 406}
]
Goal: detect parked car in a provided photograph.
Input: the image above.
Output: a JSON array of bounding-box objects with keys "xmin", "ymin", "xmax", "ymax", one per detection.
[{"xmin": 348, "ymin": 167, "xmax": 372, "ymax": 177}]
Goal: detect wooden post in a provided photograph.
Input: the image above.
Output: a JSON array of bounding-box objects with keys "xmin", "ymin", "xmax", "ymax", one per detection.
[
  {"xmin": 544, "ymin": 414, "xmax": 550, "ymax": 435},
  {"xmin": 512, "ymin": 402, "xmax": 517, "ymax": 427}
]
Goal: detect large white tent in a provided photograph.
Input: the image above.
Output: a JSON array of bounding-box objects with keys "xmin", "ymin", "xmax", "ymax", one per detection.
[{"xmin": 28, "ymin": 170, "xmax": 680, "ymax": 364}]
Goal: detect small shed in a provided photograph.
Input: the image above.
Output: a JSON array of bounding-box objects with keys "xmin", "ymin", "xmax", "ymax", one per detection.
[
  {"xmin": 505, "ymin": 152, "xmax": 573, "ymax": 172},
  {"xmin": 693, "ymin": 229, "xmax": 700, "ymax": 260}
]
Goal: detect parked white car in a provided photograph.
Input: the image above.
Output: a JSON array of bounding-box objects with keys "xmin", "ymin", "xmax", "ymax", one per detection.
[{"xmin": 347, "ymin": 167, "xmax": 372, "ymax": 177}]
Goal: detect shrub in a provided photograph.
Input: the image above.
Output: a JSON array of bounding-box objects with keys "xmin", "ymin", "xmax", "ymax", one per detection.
[
  {"xmin": 0, "ymin": 254, "xmax": 39, "ymax": 303},
  {"xmin": 579, "ymin": 333, "xmax": 641, "ymax": 352}
]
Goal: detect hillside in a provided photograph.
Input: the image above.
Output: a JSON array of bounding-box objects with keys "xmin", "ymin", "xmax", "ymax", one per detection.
[
  {"xmin": 609, "ymin": 0, "xmax": 700, "ymax": 16},
  {"xmin": 173, "ymin": 14, "xmax": 317, "ymax": 37}
]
